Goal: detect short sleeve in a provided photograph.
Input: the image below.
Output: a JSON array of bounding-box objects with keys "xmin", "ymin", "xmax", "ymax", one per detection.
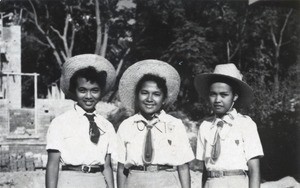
[
  {"xmin": 46, "ymin": 118, "xmax": 63, "ymax": 152},
  {"xmin": 115, "ymin": 120, "xmax": 128, "ymax": 164},
  {"xmin": 173, "ymin": 119, "xmax": 195, "ymax": 165},
  {"xmin": 196, "ymin": 122, "xmax": 206, "ymax": 161},
  {"xmin": 241, "ymin": 117, "xmax": 264, "ymax": 161},
  {"xmin": 106, "ymin": 123, "xmax": 117, "ymax": 154}
]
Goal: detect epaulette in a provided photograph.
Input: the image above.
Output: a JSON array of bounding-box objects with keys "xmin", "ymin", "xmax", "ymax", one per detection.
[{"xmin": 237, "ymin": 113, "xmax": 250, "ymax": 119}]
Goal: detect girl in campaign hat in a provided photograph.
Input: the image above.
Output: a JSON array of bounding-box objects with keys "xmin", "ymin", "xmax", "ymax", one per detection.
[
  {"xmin": 46, "ymin": 54, "xmax": 117, "ymax": 188},
  {"xmin": 116, "ymin": 59, "xmax": 194, "ymax": 188},
  {"xmin": 194, "ymin": 63, "xmax": 263, "ymax": 188}
]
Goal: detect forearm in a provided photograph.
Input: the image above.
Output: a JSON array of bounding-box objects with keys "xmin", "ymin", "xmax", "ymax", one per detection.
[
  {"xmin": 248, "ymin": 158, "xmax": 261, "ymax": 188},
  {"xmin": 103, "ymin": 164, "xmax": 115, "ymax": 188},
  {"xmin": 45, "ymin": 162, "xmax": 59, "ymax": 188},
  {"xmin": 117, "ymin": 163, "xmax": 127, "ymax": 188},
  {"xmin": 249, "ymin": 170, "xmax": 261, "ymax": 188},
  {"xmin": 46, "ymin": 151, "xmax": 60, "ymax": 188},
  {"xmin": 177, "ymin": 163, "xmax": 191, "ymax": 188}
]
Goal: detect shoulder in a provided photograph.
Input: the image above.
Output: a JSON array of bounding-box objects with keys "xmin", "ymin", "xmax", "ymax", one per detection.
[
  {"xmin": 200, "ymin": 116, "xmax": 214, "ymax": 126},
  {"xmin": 50, "ymin": 109, "xmax": 76, "ymax": 124},
  {"xmin": 160, "ymin": 113, "xmax": 182, "ymax": 123},
  {"xmin": 118, "ymin": 114, "xmax": 138, "ymax": 129},
  {"xmin": 95, "ymin": 114, "xmax": 115, "ymax": 131},
  {"xmin": 235, "ymin": 113, "xmax": 257, "ymax": 129},
  {"xmin": 236, "ymin": 113, "xmax": 255, "ymax": 123}
]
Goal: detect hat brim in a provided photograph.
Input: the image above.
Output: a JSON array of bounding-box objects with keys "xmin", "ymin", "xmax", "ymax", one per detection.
[
  {"xmin": 118, "ymin": 59, "xmax": 180, "ymax": 113},
  {"xmin": 194, "ymin": 73, "xmax": 253, "ymax": 107},
  {"xmin": 60, "ymin": 54, "xmax": 116, "ymax": 97}
]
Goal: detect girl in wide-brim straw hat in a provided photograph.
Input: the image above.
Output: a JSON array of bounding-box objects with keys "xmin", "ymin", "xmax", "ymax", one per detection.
[
  {"xmin": 194, "ymin": 63, "xmax": 254, "ymax": 108},
  {"xmin": 116, "ymin": 59, "xmax": 194, "ymax": 188},
  {"xmin": 46, "ymin": 54, "xmax": 117, "ymax": 188},
  {"xmin": 194, "ymin": 63, "xmax": 263, "ymax": 188}
]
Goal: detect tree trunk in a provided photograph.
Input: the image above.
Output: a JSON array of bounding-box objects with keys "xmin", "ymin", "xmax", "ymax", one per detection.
[{"xmin": 94, "ymin": 0, "xmax": 102, "ymax": 55}]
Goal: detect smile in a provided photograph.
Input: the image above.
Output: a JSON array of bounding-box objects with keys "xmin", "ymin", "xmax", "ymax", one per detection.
[
  {"xmin": 144, "ymin": 104, "xmax": 155, "ymax": 108},
  {"xmin": 84, "ymin": 101, "xmax": 94, "ymax": 105}
]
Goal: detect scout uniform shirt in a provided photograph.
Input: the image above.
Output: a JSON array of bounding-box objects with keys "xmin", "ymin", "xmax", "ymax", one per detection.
[
  {"xmin": 196, "ymin": 109, "xmax": 264, "ymax": 171},
  {"xmin": 117, "ymin": 110, "xmax": 194, "ymax": 167},
  {"xmin": 46, "ymin": 104, "xmax": 117, "ymax": 166}
]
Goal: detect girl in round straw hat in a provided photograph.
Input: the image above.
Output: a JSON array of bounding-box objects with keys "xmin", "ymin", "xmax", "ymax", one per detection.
[
  {"xmin": 46, "ymin": 54, "xmax": 117, "ymax": 188},
  {"xmin": 116, "ymin": 59, "xmax": 194, "ymax": 188},
  {"xmin": 194, "ymin": 63, "xmax": 263, "ymax": 188}
]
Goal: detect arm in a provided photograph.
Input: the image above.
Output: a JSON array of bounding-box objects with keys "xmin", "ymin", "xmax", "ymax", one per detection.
[
  {"xmin": 177, "ymin": 163, "xmax": 191, "ymax": 188},
  {"xmin": 247, "ymin": 157, "xmax": 261, "ymax": 188},
  {"xmin": 46, "ymin": 150, "xmax": 61, "ymax": 188},
  {"xmin": 117, "ymin": 162, "xmax": 127, "ymax": 188},
  {"xmin": 102, "ymin": 154, "xmax": 115, "ymax": 188}
]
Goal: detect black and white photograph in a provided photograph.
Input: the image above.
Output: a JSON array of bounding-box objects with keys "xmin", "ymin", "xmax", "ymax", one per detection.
[{"xmin": 0, "ymin": 0, "xmax": 299, "ymax": 187}]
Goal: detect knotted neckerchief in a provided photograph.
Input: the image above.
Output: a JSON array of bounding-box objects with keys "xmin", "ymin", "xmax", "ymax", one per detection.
[
  {"xmin": 210, "ymin": 110, "xmax": 235, "ymax": 163},
  {"xmin": 84, "ymin": 113, "xmax": 100, "ymax": 144},
  {"xmin": 138, "ymin": 117, "xmax": 159, "ymax": 165},
  {"xmin": 210, "ymin": 120, "xmax": 224, "ymax": 163}
]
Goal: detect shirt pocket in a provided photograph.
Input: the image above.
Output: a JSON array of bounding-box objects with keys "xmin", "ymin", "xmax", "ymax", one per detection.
[{"xmin": 224, "ymin": 130, "xmax": 244, "ymax": 156}]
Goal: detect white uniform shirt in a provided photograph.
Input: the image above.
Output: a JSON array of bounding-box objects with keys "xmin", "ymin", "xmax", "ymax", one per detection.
[
  {"xmin": 196, "ymin": 109, "xmax": 264, "ymax": 171},
  {"xmin": 46, "ymin": 104, "xmax": 117, "ymax": 166},
  {"xmin": 117, "ymin": 110, "xmax": 195, "ymax": 166}
]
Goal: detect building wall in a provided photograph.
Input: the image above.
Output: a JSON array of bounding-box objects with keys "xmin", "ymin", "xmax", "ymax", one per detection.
[{"xmin": 1, "ymin": 26, "xmax": 21, "ymax": 108}]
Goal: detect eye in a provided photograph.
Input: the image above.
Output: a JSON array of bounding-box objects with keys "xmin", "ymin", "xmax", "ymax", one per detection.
[
  {"xmin": 140, "ymin": 90, "xmax": 148, "ymax": 95},
  {"xmin": 209, "ymin": 92, "xmax": 216, "ymax": 97},
  {"xmin": 77, "ymin": 88, "xmax": 86, "ymax": 93},
  {"xmin": 153, "ymin": 92, "xmax": 162, "ymax": 96},
  {"xmin": 91, "ymin": 88, "xmax": 100, "ymax": 93},
  {"xmin": 221, "ymin": 93, "xmax": 229, "ymax": 97}
]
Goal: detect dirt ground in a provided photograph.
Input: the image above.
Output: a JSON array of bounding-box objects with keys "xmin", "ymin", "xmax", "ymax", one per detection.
[
  {"xmin": 0, "ymin": 170, "xmax": 203, "ymax": 188},
  {"xmin": 1, "ymin": 170, "xmax": 299, "ymax": 188}
]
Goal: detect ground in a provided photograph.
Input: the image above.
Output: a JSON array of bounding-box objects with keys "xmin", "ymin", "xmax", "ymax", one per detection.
[{"xmin": 1, "ymin": 170, "xmax": 299, "ymax": 188}]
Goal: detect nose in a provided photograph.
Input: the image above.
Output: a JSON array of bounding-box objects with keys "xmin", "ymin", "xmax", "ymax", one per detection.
[
  {"xmin": 215, "ymin": 95, "xmax": 221, "ymax": 103},
  {"xmin": 146, "ymin": 94, "xmax": 153, "ymax": 102},
  {"xmin": 85, "ymin": 91, "xmax": 92, "ymax": 98}
]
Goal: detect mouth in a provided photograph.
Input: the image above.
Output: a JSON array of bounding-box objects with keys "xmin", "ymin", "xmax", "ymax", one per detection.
[
  {"xmin": 84, "ymin": 101, "xmax": 94, "ymax": 106},
  {"xmin": 144, "ymin": 104, "xmax": 155, "ymax": 109},
  {"xmin": 214, "ymin": 105, "xmax": 223, "ymax": 109}
]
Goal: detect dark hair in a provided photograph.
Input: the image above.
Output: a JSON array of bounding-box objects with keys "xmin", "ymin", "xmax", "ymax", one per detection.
[
  {"xmin": 135, "ymin": 74, "xmax": 168, "ymax": 98},
  {"xmin": 134, "ymin": 74, "xmax": 168, "ymax": 112},
  {"xmin": 208, "ymin": 76, "xmax": 240, "ymax": 96},
  {"xmin": 69, "ymin": 66, "xmax": 107, "ymax": 98}
]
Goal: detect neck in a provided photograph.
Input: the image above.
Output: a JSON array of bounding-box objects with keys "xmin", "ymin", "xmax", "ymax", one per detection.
[
  {"xmin": 85, "ymin": 108, "xmax": 95, "ymax": 113},
  {"xmin": 140, "ymin": 112, "xmax": 159, "ymax": 121}
]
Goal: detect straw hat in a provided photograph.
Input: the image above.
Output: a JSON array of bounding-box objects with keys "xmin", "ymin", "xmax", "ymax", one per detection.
[
  {"xmin": 60, "ymin": 54, "xmax": 116, "ymax": 97},
  {"xmin": 119, "ymin": 59, "xmax": 180, "ymax": 112},
  {"xmin": 194, "ymin": 63, "xmax": 253, "ymax": 107}
]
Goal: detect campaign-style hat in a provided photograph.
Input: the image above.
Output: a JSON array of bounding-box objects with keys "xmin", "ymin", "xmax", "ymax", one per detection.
[
  {"xmin": 194, "ymin": 63, "xmax": 253, "ymax": 107},
  {"xmin": 118, "ymin": 59, "xmax": 180, "ymax": 112},
  {"xmin": 60, "ymin": 54, "xmax": 116, "ymax": 97}
]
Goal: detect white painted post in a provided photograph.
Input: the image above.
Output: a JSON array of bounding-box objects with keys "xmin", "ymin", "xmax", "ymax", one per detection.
[{"xmin": 34, "ymin": 73, "xmax": 38, "ymax": 134}]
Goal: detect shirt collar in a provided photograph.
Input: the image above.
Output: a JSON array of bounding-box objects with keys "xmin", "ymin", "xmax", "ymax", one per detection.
[
  {"xmin": 135, "ymin": 110, "xmax": 166, "ymax": 123},
  {"xmin": 210, "ymin": 108, "xmax": 237, "ymax": 129},
  {"xmin": 74, "ymin": 103, "xmax": 97, "ymax": 117}
]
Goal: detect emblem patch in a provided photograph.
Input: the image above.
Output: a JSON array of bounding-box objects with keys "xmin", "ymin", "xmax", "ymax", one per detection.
[{"xmin": 235, "ymin": 140, "xmax": 239, "ymax": 145}]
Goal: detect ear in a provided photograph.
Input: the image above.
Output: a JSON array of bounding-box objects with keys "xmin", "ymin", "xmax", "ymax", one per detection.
[{"xmin": 233, "ymin": 94, "xmax": 239, "ymax": 102}]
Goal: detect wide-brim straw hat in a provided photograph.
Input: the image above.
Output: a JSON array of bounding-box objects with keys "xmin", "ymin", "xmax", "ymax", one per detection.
[
  {"xmin": 119, "ymin": 59, "xmax": 180, "ymax": 113},
  {"xmin": 194, "ymin": 63, "xmax": 253, "ymax": 107},
  {"xmin": 60, "ymin": 54, "xmax": 116, "ymax": 97}
]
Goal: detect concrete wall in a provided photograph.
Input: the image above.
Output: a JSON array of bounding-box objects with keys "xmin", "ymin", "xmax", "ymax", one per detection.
[{"xmin": 1, "ymin": 26, "xmax": 21, "ymax": 108}]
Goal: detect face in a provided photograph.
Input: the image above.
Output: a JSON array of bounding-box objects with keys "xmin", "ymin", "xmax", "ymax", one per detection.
[
  {"xmin": 209, "ymin": 82, "xmax": 238, "ymax": 117},
  {"xmin": 75, "ymin": 77, "xmax": 101, "ymax": 112},
  {"xmin": 137, "ymin": 80, "xmax": 165, "ymax": 118}
]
